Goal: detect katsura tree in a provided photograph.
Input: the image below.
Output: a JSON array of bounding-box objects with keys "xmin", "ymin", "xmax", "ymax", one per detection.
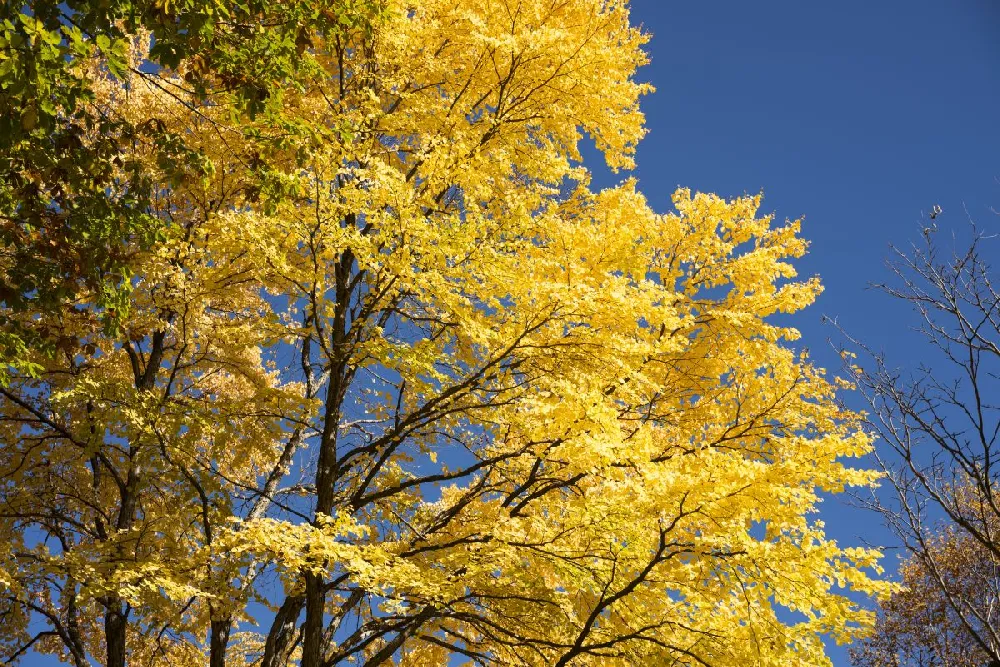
[
  {"xmin": 0, "ymin": 0, "xmax": 383, "ymax": 380},
  {"xmin": 841, "ymin": 221, "xmax": 1000, "ymax": 666},
  {"xmin": 0, "ymin": 1, "xmax": 889, "ymax": 666}
]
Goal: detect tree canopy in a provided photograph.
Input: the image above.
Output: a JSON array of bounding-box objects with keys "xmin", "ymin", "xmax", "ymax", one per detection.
[
  {"xmin": 851, "ymin": 519, "xmax": 999, "ymax": 667},
  {"xmin": 0, "ymin": 1, "xmax": 888, "ymax": 666},
  {"xmin": 0, "ymin": 0, "xmax": 381, "ymax": 377},
  {"xmin": 844, "ymin": 225, "xmax": 1000, "ymax": 666}
]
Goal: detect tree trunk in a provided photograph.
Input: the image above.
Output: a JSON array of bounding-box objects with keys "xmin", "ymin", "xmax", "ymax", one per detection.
[
  {"xmin": 262, "ymin": 594, "xmax": 305, "ymax": 667},
  {"xmin": 302, "ymin": 572, "xmax": 327, "ymax": 667},
  {"xmin": 302, "ymin": 248, "xmax": 354, "ymax": 667},
  {"xmin": 104, "ymin": 601, "xmax": 128, "ymax": 667},
  {"xmin": 210, "ymin": 618, "xmax": 232, "ymax": 667}
]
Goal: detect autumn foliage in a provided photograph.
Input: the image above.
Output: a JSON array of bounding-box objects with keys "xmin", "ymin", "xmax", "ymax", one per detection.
[
  {"xmin": 0, "ymin": 1, "xmax": 888, "ymax": 666},
  {"xmin": 852, "ymin": 524, "xmax": 999, "ymax": 667}
]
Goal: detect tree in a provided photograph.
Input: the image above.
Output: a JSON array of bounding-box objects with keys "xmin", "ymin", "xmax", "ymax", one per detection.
[
  {"xmin": 842, "ymin": 223, "xmax": 1000, "ymax": 666},
  {"xmin": 0, "ymin": 0, "xmax": 383, "ymax": 381},
  {"xmin": 0, "ymin": 1, "xmax": 888, "ymax": 666},
  {"xmin": 851, "ymin": 517, "xmax": 999, "ymax": 667}
]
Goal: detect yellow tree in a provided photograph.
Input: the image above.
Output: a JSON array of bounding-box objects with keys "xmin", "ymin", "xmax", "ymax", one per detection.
[{"xmin": 0, "ymin": 1, "xmax": 889, "ymax": 666}]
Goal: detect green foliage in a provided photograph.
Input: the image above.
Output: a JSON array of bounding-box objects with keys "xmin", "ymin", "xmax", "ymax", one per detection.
[{"xmin": 0, "ymin": 0, "xmax": 387, "ymax": 382}]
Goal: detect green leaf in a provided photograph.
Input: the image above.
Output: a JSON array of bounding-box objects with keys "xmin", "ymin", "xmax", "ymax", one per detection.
[{"xmin": 20, "ymin": 105, "xmax": 36, "ymax": 130}]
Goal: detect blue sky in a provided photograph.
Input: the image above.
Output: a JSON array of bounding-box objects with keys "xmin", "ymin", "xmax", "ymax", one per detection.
[
  {"xmin": 590, "ymin": 1, "xmax": 998, "ymax": 663},
  {"xmin": 619, "ymin": 0, "xmax": 998, "ymax": 351}
]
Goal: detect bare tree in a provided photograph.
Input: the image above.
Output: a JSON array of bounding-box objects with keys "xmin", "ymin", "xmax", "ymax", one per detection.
[{"xmin": 840, "ymin": 217, "xmax": 1000, "ymax": 666}]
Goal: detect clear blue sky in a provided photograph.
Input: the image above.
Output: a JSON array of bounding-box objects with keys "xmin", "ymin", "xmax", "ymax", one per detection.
[{"xmin": 593, "ymin": 1, "xmax": 998, "ymax": 664}]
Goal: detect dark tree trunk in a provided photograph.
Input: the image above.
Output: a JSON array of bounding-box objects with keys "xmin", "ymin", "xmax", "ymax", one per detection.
[
  {"xmin": 210, "ymin": 618, "xmax": 232, "ymax": 667},
  {"xmin": 302, "ymin": 572, "xmax": 327, "ymax": 667},
  {"xmin": 302, "ymin": 247, "xmax": 354, "ymax": 667},
  {"xmin": 262, "ymin": 594, "xmax": 305, "ymax": 667},
  {"xmin": 104, "ymin": 601, "xmax": 128, "ymax": 667}
]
